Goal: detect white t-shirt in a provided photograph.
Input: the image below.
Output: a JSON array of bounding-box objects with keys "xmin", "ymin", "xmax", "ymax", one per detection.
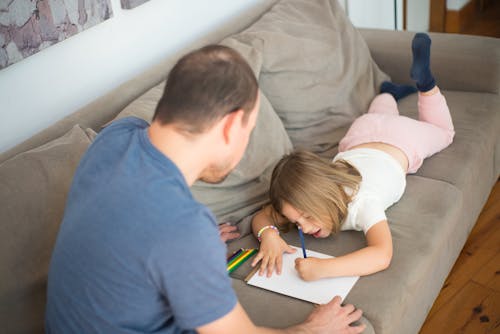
[{"xmin": 333, "ymin": 148, "xmax": 406, "ymax": 234}]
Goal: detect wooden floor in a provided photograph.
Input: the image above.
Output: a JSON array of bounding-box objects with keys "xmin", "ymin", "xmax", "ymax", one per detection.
[
  {"xmin": 419, "ymin": 179, "xmax": 500, "ymax": 334},
  {"xmin": 418, "ymin": 7, "xmax": 499, "ymax": 331},
  {"xmin": 460, "ymin": 0, "xmax": 500, "ymax": 38}
]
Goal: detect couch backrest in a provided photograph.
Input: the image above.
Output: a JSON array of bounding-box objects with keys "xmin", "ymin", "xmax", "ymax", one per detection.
[{"xmin": 0, "ymin": 125, "xmax": 93, "ymax": 334}]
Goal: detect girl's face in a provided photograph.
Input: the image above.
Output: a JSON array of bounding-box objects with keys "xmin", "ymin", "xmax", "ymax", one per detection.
[{"xmin": 281, "ymin": 202, "xmax": 332, "ymax": 238}]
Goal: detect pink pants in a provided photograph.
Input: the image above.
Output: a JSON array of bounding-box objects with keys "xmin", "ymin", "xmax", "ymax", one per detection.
[{"xmin": 339, "ymin": 92, "xmax": 455, "ymax": 173}]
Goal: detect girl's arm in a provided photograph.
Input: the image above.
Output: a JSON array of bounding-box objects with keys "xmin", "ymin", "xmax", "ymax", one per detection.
[
  {"xmin": 295, "ymin": 220, "xmax": 393, "ymax": 280},
  {"xmin": 251, "ymin": 205, "xmax": 296, "ymax": 276}
]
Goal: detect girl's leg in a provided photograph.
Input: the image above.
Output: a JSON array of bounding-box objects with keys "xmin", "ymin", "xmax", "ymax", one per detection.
[
  {"xmin": 411, "ymin": 33, "xmax": 454, "ymax": 132},
  {"xmin": 396, "ymin": 97, "xmax": 454, "ymax": 173},
  {"xmin": 342, "ymin": 33, "xmax": 454, "ymax": 172},
  {"xmin": 399, "ymin": 33, "xmax": 454, "ymax": 172},
  {"xmin": 367, "ymin": 93, "xmax": 399, "ymax": 115},
  {"xmin": 339, "ymin": 111, "xmax": 454, "ymax": 173},
  {"xmin": 411, "ymin": 33, "xmax": 435, "ymax": 92},
  {"xmin": 380, "ymin": 81, "xmax": 417, "ymax": 101},
  {"xmin": 418, "ymin": 88, "xmax": 454, "ymax": 133}
]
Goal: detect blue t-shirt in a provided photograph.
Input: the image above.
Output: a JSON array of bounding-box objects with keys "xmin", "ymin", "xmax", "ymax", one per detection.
[{"xmin": 45, "ymin": 117, "xmax": 237, "ymax": 333}]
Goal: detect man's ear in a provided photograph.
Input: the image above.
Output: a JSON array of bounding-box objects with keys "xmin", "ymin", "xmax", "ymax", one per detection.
[{"xmin": 221, "ymin": 109, "xmax": 245, "ymax": 145}]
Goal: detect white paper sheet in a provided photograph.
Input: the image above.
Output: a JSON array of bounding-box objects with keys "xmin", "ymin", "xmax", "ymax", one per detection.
[{"xmin": 247, "ymin": 246, "xmax": 359, "ymax": 304}]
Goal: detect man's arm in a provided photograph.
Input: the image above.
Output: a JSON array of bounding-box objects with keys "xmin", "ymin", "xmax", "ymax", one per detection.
[{"xmin": 197, "ymin": 298, "xmax": 366, "ymax": 334}]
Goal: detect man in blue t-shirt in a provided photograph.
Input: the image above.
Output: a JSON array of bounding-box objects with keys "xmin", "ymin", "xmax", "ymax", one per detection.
[{"xmin": 45, "ymin": 45, "xmax": 365, "ymax": 334}]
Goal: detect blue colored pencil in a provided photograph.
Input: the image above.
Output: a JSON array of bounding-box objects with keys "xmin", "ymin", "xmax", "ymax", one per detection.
[{"xmin": 298, "ymin": 227, "xmax": 307, "ymax": 258}]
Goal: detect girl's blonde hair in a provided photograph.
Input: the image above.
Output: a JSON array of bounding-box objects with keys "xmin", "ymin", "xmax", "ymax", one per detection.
[{"xmin": 269, "ymin": 150, "xmax": 361, "ymax": 234}]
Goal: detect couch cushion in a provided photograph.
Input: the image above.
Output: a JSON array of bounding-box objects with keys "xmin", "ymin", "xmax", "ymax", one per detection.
[
  {"xmin": 110, "ymin": 82, "xmax": 292, "ymax": 233},
  {"xmin": 227, "ymin": 90, "xmax": 499, "ymax": 333},
  {"xmin": 111, "ymin": 82, "xmax": 166, "ymax": 123},
  {"xmin": 399, "ymin": 91, "xmax": 499, "ymax": 186},
  {"xmin": 192, "ymin": 91, "xmax": 292, "ymax": 231},
  {"xmin": 227, "ymin": 176, "xmax": 463, "ymax": 334},
  {"xmin": 348, "ymin": 177, "xmax": 463, "ymax": 334},
  {"xmin": 222, "ymin": 0, "xmax": 389, "ymax": 157},
  {"xmin": 231, "ymin": 280, "xmax": 375, "ymax": 334},
  {"xmin": 398, "ymin": 91, "xmax": 500, "ymax": 235},
  {"xmin": 0, "ymin": 125, "xmax": 93, "ymax": 334}
]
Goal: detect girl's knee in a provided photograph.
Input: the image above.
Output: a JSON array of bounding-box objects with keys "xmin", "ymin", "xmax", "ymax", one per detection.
[{"xmin": 368, "ymin": 93, "xmax": 399, "ymax": 115}]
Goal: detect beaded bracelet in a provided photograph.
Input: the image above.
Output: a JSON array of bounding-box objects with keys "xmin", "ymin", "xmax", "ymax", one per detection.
[{"xmin": 257, "ymin": 225, "xmax": 279, "ymax": 242}]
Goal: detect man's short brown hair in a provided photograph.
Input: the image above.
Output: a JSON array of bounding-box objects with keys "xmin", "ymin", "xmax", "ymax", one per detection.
[{"xmin": 153, "ymin": 45, "xmax": 259, "ymax": 134}]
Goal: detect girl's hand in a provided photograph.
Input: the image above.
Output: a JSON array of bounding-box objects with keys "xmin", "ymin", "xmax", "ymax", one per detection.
[
  {"xmin": 251, "ymin": 233, "xmax": 296, "ymax": 277},
  {"xmin": 295, "ymin": 257, "xmax": 326, "ymax": 281}
]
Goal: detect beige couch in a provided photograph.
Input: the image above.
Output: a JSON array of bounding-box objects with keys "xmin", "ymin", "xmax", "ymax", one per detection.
[{"xmin": 1, "ymin": 1, "xmax": 499, "ymax": 333}]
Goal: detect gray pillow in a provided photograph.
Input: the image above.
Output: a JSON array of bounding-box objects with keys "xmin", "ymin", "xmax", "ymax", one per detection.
[
  {"xmin": 0, "ymin": 125, "xmax": 93, "ymax": 334},
  {"xmin": 222, "ymin": 0, "xmax": 390, "ymax": 157},
  {"xmin": 109, "ymin": 81, "xmax": 292, "ymax": 233},
  {"xmin": 191, "ymin": 91, "xmax": 292, "ymax": 232},
  {"xmin": 111, "ymin": 82, "xmax": 165, "ymax": 123}
]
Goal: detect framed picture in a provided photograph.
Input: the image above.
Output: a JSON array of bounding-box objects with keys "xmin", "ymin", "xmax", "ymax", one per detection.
[
  {"xmin": 0, "ymin": 0, "xmax": 113, "ymax": 70},
  {"xmin": 121, "ymin": 0, "xmax": 151, "ymax": 10}
]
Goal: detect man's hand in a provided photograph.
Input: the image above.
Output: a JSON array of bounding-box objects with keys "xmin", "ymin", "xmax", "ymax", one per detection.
[
  {"xmin": 197, "ymin": 297, "xmax": 365, "ymax": 334},
  {"xmin": 302, "ymin": 296, "xmax": 365, "ymax": 334},
  {"xmin": 218, "ymin": 223, "xmax": 240, "ymax": 242}
]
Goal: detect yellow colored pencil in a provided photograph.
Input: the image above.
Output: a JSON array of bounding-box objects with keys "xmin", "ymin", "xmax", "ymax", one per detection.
[
  {"xmin": 227, "ymin": 249, "xmax": 252, "ymax": 271},
  {"xmin": 227, "ymin": 249, "xmax": 256, "ymax": 273}
]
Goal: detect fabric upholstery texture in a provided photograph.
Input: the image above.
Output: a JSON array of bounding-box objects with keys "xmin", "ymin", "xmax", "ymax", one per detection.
[
  {"xmin": 111, "ymin": 82, "xmax": 165, "ymax": 123},
  {"xmin": 231, "ymin": 279, "xmax": 375, "ymax": 333},
  {"xmin": 226, "ymin": 149, "xmax": 465, "ymax": 334},
  {"xmin": 0, "ymin": 1, "xmax": 498, "ymax": 333},
  {"xmin": 110, "ymin": 82, "xmax": 292, "ymax": 230},
  {"xmin": 403, "ymin": 91, "xmax": 500, "ymax": 229},
  {"xmin": 191, "ymin": 91, "xmax": 292, "ymax": 229},
  {"xmin": 227, "ymin": 88, "xmax": 500, "ymax": 334},
  {"xmin": 0, "ymin": 125, "xmax": 93, "ymax": 334},
  {"xmin": 223, "ymin": 0, "xmax": 389, "ymax": 157}
]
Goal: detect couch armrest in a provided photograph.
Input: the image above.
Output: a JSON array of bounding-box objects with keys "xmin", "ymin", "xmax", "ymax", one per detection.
[{"xmin": 359, "ymin": 29, "xmax": 500, "ymax": 95}]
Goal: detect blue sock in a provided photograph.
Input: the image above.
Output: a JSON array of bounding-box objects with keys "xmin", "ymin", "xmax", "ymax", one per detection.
[
  {"xmin": 411, "ymin": 33, "xmax": 435, "ymax": 92},
  {"xmin": 380, "ymin": 81, "xmax": 417, "ymax": 101}
]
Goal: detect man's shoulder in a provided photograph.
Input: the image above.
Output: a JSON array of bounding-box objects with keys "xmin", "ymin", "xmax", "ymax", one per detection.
[
  {"xmin": 80, "ymin": 117, "xmax": 148, "ymax": 159},
  {"xmin": 104, "ymin": 116, "xmax": 149, "ymax": 131}
]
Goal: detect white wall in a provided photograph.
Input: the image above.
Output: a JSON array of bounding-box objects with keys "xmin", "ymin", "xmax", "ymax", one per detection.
[
  {"xmin": 0, "ymin": 0, "xmax": 269, "ymax": 153},
  {"xmin": 345, "ymin": 0, "xmax": 430, "ymax": 32},
  {"xmin": 346, "ymin": 0, "xmax": 404, "ymax": 30},
  {"xmin": 406, "ymin": 0, "xmax": 430, "ymax": 32},
  {"xmin": 447, "ymin": 0, "xmax": 471, "ymax": 10}
]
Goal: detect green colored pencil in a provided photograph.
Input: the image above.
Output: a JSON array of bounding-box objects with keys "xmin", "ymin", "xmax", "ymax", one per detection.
[{"xmin": 227, "ymin": 249, "xmax": 257, "ymax": 273}]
